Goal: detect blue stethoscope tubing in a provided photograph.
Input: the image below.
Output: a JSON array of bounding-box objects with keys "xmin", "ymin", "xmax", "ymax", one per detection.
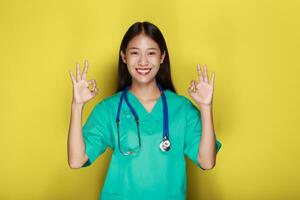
[{"xmin": 116, "ymin": 82, "xmax": 171, "ymax": 155}]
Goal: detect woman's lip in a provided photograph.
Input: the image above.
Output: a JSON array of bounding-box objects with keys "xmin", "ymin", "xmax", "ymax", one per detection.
[
  {"xmin": 135, "ymin": 68, "xmax": 151, "ymax": 70},
  {"xmin": 135, "ymin": 68, "xmax": 152, "ymax": 75}
]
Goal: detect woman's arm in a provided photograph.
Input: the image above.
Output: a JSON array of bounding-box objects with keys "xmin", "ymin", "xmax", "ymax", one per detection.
[
  {"xmin": 67, "ymin": 59, "xmax": 99, "ymax": 169},
  {"xmin": 197, "ymin": 104, "xmax": 217, "ymax": 170},
  {"xmin": 67, "ymin": 102, "xmax": 88, "ymax": 169},
  {"xmin": 188, "ymin": 64, "xmax": 217, "ymax": 170}
]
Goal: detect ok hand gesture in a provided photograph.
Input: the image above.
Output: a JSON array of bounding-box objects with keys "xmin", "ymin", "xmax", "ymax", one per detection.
[
  {"xmin": 69, "ymin": 59, "xmax": 99, "ymax": 106},
  {"xmin": 188, "ymin": 64, "xmax": 215, "ymax": 107}
]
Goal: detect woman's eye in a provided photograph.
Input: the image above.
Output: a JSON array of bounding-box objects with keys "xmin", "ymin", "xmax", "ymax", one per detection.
[
  {"xmin": 149, "ymin": 52, "xmax": 156, "ymax": 55},
  {"xmin": 130, "ymin": 52, "xmax": 138, "ymax": 55}
]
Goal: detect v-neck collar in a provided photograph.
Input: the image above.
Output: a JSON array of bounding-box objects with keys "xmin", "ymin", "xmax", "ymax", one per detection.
[{"xmin": 126, "ymin": 89, "xmax": 169, "ymax": 122}]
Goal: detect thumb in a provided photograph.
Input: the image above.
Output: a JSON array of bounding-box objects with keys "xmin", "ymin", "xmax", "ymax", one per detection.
[{"xmin": 91, "ymin": 87, "xmax": 99, "ymax": 96}]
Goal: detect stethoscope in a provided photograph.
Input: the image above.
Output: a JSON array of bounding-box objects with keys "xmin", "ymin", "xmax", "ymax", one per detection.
[{"xmin": 116, "ymin": 82, "xmax": 171, "ymax": 156}]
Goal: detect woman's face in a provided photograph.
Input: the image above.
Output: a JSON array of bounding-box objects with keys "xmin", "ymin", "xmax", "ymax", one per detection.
[{"xmin": 120, "ymin": 33, "xmax": 165, "ymax": 85}]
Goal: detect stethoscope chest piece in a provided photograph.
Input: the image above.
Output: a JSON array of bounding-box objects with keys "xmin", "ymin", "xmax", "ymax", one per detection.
[{"xmin": 160, "ymin": 137, "xmax": 171, "ymax": 152}]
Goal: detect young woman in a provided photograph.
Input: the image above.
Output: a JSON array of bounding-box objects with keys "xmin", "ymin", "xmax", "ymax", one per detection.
[{"xmin": 67, "ymin": 21, "xmax": 222, "ymax": 200}]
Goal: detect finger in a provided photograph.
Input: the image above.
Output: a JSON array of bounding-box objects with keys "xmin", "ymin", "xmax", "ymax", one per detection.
[
  {"xmin": 188, "ymin": 81, "xmax": 194, "ymax": 93},
  {"xmin": 87, "ymin": 79, "xmax": 96, "ymax": 90},
  {"xmin": 76, "ymin": 63, "xmax": 81, "ymax": 82},
  {"xmin": 197, "ymin": 64, "xmax": 204, "ymax": 82},
  {"xmin": 69, "ymin": 70, "xmax": 76, "ymax": 85},
  {"xmin": 203, "ymin": 64, "xmax": 208, "ymax": 83},
  {"xmin": 209, "ymin": 72, "xmax": 215, "ymax": 87},
  {"xmin": 188, "ymin": 87, "xmax": 193, "ymax": 93},
  {"xmin": 82, "ymin": 59, "xmax": 89, "ymax": 80},
  {"xmin": 192, "ymin": 80, "xmax": 197, "ymax": 91},
  {"xmin": 91, "ymin": 80, "xmax": 96, "ymax": 91},
  {"xmin": 92, "ymin": 87, "xmax": 99, "ymax": 96}
]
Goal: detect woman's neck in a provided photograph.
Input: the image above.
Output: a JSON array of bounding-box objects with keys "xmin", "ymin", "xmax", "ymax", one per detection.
[{"xmin": 129, "ymin": 80, "xmax": 161, "ymax": 101}]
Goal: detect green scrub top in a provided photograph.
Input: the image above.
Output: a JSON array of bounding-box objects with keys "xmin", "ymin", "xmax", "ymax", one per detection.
[{"xmin": 81, "ymin": 89, "xmax": 222, "ymax": 200}]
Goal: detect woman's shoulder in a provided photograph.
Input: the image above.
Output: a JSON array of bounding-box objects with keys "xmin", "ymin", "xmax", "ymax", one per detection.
[
  {"xmin": 165, "ymin": 89, "xmax": 192, "ymax": 104},
  {"xmin": 165, "ymin": 89, "xmax": 199, "ymax": 114},
  {"xmin": 94, "ymin": 90, "xmax": 123, "ymax": 108}
]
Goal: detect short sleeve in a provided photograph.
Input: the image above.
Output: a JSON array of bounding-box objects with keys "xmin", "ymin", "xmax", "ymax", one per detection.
[
  {"xmin": 183, "ymin": 98, "xmax": 222, "ymax": 170},
  {"xmin": 81, "ymin": 100, "xmax": 113, "ymax": 168}
]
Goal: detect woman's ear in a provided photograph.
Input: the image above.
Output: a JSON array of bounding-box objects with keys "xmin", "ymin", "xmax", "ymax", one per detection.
[
  {"xmin": 160, "ymin": 50, "xmax": 166, "ymax": 64},
  {"xmin": 120, "ymin": 50, "xmax": 126, "ymax": 63}
]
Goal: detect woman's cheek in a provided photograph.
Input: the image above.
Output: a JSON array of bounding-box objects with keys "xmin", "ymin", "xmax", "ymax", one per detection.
[{"xmin": 127, "ymin": 58, "xmax": 138, "ymax": 68}]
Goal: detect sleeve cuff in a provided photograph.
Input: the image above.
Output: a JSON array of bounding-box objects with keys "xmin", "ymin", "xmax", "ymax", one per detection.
[
  {"xmin": 81, "ymin": 140, "xmax": 97, "ymax": 168},
  {"xmin": 195, "ymin": 139, "xmax": 222, "ymax": 170}
]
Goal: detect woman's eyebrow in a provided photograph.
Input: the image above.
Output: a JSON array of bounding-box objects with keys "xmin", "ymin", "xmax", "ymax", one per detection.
[
  {"xmin": 128, "ymin": 47, "xmax": 139, "ymax": 50},
  {"xmin": 128, "ymin": 47, "xmax": 158, "ymax": 50},
  {"xmin": 148, "ymin": 48, "xmax": 158, "ymax": 50}
]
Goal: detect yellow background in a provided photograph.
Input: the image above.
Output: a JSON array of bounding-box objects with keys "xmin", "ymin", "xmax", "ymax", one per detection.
[{"xmin": 0, "ymin": 0, "xmax": 299, "ymax": 199}]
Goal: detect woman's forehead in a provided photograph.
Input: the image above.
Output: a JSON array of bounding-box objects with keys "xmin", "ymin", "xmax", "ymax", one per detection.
[{"xmin": 127, "ymin": 34, "xmax": 159, "ymax": 49}]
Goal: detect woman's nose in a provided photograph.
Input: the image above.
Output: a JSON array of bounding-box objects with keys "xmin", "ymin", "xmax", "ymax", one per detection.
[{"xmin": 138, "ymin": 54, "xmax": 149, "ymax": 66}]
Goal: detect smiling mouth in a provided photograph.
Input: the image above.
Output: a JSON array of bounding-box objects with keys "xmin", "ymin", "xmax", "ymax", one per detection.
[{"xmin": 136, "ymin": 68, "xmax": 152, "ymax": 75}]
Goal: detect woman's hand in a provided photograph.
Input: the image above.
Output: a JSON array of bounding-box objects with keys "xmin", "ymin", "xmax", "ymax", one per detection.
[
  {"xmin": 69, "ymin": 59, "xmax": 99, "ymax": 106},
  {"xmin": 188, "ymin": 64, "xmax": 215, "ymax": 107}
]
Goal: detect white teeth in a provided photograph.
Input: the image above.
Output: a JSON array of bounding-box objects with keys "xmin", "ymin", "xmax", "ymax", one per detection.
[
  {"xmin": 137, "ymin": 69, "xmax": 150, "ymax": 72},
  {"xmin": 136, "ymin": 68, "xmax": 151, "ymax": 75}
]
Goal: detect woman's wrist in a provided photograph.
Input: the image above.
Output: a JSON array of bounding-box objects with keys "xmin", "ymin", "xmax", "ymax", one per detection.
[
  {"xmin": 72, "ymin": 101, "xmax": 84, "ymax": 110},
  {"xmin": 197, "ymin": 103, "xmax": 212, "ymax": 111}
]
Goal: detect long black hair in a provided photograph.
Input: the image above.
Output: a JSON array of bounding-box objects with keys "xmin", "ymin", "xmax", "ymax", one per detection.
[{"xmin": 116, "ymin": 21, "xmax": 177, "ymax": 93}]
